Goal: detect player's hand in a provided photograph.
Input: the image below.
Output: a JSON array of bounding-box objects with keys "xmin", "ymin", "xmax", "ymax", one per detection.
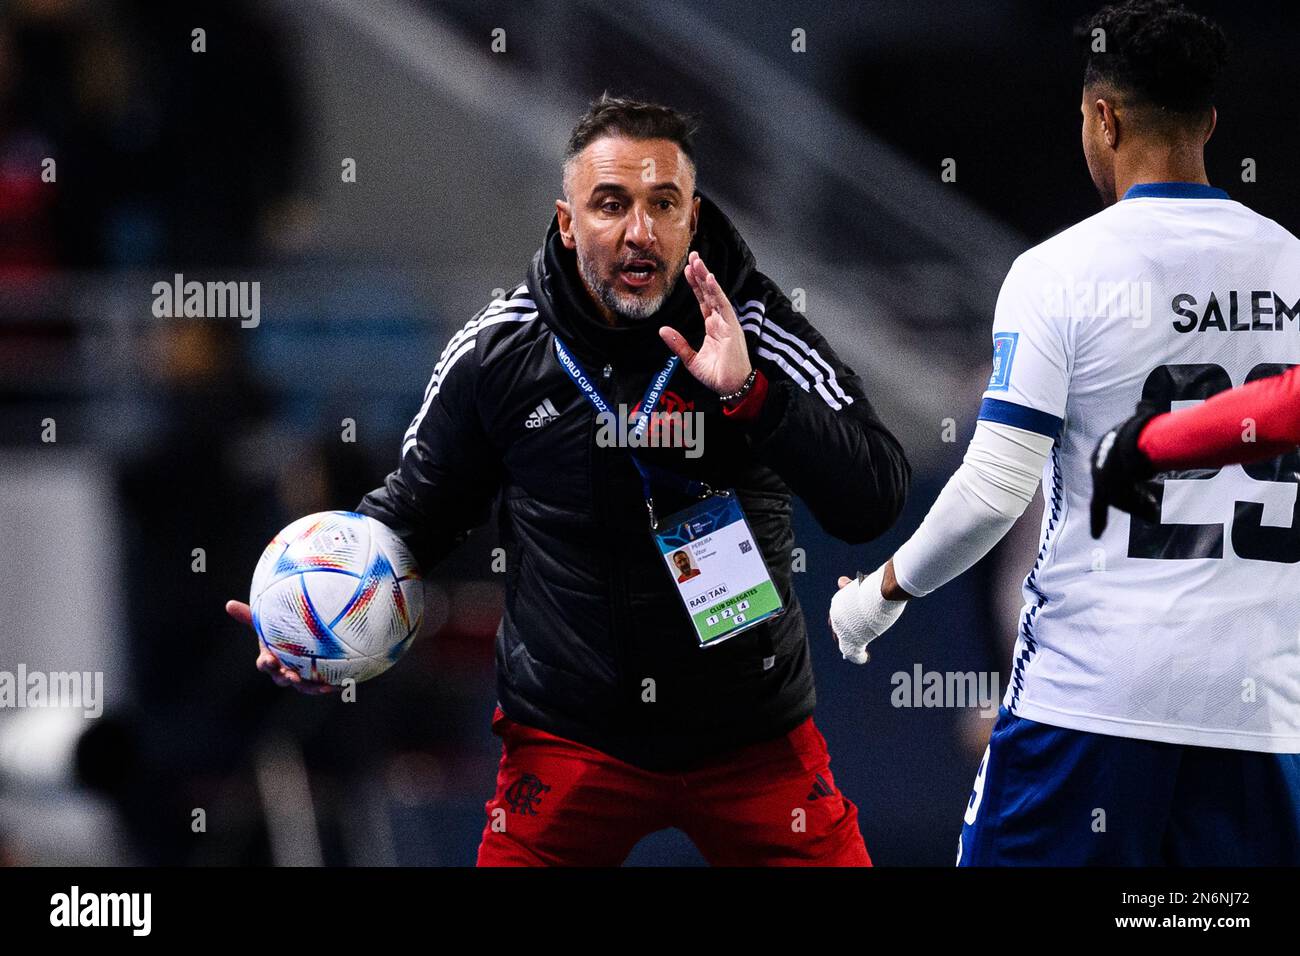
[
  {"xmin": 1089, "ymin": 401, "xmax": 1164, "ymax": 538},
  {"xmin": 659, "ymin": 251, "xmax": 752, "ymax": 396},
  {"xmin": 225, "ymin": 600, "xmax": 337, "ymax": 695},
  {"xmin": 828, "ymin": 564, "xmax": 909, "ymax": 665}
]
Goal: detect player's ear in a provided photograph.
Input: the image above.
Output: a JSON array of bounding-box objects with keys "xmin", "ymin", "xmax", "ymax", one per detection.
[
  {"xmin": 1205, "ymin": 106, "xmax": 1218, "ymax": 144},
  {"xmin": 1097, "ymin": 98, "xmax": 1119, "ymax": 150},
  {"xmin": 555, "ymin": 198, "xmax": 576, "ymax": 250},
  {"xmin": 689, "ymin": 194, "xmax": 700, "ymax": 240}
]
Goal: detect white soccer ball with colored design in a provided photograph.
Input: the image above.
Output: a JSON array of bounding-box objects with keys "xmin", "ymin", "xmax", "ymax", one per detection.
[{"xmin": 249, "ymin": 511, "xmax": 423, "ymax": 685}]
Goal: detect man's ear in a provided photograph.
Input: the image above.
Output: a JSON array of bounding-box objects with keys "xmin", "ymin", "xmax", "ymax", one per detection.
[
  {"xmin": 555, "ymin": 198, "xmax": 576, "ymax": 250},
  {"xmin": 689, "ymin": 194, "xmax": 700, "ymax": 240},
  {"xmin": 1097, "ymin": 98, "xmax": 1120, "ymax": 150},
  {"xmin": 1205, "ymin": 106, "xmax": 1218, "ymax": 144}
]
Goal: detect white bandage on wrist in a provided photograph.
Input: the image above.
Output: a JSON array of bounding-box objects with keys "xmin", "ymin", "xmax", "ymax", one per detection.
[{"xmin": 829, "ymin": 564, "xmax": 908, "ymax": 664}]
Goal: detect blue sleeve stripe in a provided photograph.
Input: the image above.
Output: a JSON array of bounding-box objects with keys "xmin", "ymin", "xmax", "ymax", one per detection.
[{"xmin": 978, "ymin": 398, "xmax": 1063, "ymax": 438}]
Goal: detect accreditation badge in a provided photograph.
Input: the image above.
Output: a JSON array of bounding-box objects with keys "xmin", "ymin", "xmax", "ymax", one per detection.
[{"xmin": 653, "ymin": 492, "xmax": 785, "ymax": 647}]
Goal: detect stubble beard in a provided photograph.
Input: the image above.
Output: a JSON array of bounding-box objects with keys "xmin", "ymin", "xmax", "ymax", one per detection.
[{"xmin": 577, "ymin": 245, "xmax": 689, "ymax": 323}]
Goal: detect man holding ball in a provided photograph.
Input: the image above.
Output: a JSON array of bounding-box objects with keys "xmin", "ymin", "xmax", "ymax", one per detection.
[{"xmin": 229, "ymin": 95, "xmax": 909, "ymax": 866}]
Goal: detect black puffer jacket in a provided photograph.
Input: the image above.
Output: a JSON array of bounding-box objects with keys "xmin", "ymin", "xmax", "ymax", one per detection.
[{"xmin": 357, "ymin": 195, "xmax": 909, "ymax": 770}]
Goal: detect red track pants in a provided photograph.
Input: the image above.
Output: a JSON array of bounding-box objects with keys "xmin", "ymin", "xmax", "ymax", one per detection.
[{"xmin": 476, "ymin": 706, "xmax": 871, "ymax": 866}]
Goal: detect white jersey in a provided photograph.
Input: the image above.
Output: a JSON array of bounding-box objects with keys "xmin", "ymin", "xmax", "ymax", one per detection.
[{"xmin": 981, "ymin": 182, "xmax": 1300, "ymax": 753}]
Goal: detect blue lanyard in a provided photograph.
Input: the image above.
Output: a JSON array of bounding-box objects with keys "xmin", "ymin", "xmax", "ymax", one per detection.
[{"xmin": 552, "ymin": 337, "xmax": 712, "ymax": 527}]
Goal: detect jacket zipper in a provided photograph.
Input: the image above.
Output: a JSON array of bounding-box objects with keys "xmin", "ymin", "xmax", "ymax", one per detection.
[{"xmin": 594, "ymin": 361, "xmax": 632, "ymax": 711}]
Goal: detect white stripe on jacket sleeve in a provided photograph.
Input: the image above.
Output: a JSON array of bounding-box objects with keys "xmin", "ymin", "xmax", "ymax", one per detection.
[
  {"xmin": 401, "ymin": 287, "xmax": 536, "ymax": 458},
  {"xmin": 737, "ymin": 298, "xmax": 853, "ymax": 410}
]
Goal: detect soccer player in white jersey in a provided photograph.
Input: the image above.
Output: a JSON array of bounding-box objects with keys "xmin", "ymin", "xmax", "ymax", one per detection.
[{"xmin": 830, "ymin": 0, "xmax": 1300, "ymax": 865}]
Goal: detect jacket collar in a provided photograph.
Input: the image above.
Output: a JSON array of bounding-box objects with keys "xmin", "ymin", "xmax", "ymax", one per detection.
[{"xmin": 526, "ymin": 192, "xmax": 756, "ymax": 369}]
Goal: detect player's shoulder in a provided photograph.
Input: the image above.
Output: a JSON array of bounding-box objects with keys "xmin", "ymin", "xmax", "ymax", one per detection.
[
  {"xmin": 1012, "ymin": 205, "xmax": 1137, "ymax": 280},
  {"xmin": 1234, "ymin": 203, "xmax": 1300, "ymax": 250},
  {"xmin": 1017, "ymin": 198, "xmax": 1300, "ymax": 281}
]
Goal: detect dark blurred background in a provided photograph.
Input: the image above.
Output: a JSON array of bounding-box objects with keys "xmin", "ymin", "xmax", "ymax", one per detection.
[{"xmin": 1, "ymin": 0, "xmax": 1296, "ymax": 865}]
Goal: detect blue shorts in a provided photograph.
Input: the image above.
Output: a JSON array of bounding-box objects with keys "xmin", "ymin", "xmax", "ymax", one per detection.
[{"xmin": 957, "ymin": 706, "xmax": 1300, "ymax": 866}]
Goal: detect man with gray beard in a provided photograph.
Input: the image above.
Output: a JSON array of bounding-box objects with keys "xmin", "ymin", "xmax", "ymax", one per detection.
[{"xmin": 230, "ymin": 94, "xmax": 909, "ymax": 866}]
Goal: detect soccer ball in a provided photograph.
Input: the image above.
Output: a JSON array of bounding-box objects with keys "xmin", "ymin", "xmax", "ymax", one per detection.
[{"xmin": 249, "ymin": 511, "xmax": 424, "ymax": 685}]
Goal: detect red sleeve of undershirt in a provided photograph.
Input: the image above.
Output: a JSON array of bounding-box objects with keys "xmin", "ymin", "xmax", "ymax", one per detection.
[
  {"xmin": 1138, "ymin": 365, "xmax": 1300, "ymax": 470},
  {"xmin": 721, "ymin": 369, "xmax": 769, "ymax": 422}
]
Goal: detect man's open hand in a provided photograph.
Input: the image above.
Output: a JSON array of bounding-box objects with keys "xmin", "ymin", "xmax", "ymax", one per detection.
[
  {"xmin": 659, "ymin": 251, "xmax": 752, "ymax": 396},
  {"xmin": 225, "ymin": 599, "xmax": 337, "ymax": 695}
]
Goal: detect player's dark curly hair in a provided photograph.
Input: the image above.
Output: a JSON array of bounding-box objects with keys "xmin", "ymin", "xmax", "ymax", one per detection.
[
  {"xmin": 1078, "ymin": 0, "xmax": 1228, "ymax": 116},
  {"xmin": 565, "ymin": 93, "xmax": 699, "ymax": 164}
]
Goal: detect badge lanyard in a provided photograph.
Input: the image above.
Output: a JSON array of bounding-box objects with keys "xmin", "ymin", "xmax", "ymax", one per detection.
[{"xmin": 553, "ymin": 337, "xmax": 716, "ymax": 529}]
